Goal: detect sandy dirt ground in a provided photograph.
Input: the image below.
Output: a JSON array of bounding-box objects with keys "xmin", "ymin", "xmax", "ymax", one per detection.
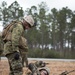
[{"xmin": 0, "ymin": 59, "xmax": 75, "ymax": 75}]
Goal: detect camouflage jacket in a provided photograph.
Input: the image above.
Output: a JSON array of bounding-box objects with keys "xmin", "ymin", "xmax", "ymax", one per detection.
[
  {"xmin": 19, "ymin": 36, "xmax": 28, "ymax": 53},
  {"xmin": 3, "ymin": 22, "xmax": 25, "ymax": 55}
]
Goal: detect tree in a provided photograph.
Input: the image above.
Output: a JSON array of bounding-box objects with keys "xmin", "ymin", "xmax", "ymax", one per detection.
[
  {"xmin": 38, "ymin": 2, "xmax": 50, "ymax": 49},
  {"xmin": 0, "ymin": 1, "xmax": 8, "ymax": 26},
  {"xmin": 8, "ymin": 1, "xmax": 24, "ymax": 22},
  {"xmin": 50, "ymin": 8, "xmax": 58, "ymax": 50},
  {"xmin": 70, "ymin": 14, "xmax": 75, "ymax": 52}
]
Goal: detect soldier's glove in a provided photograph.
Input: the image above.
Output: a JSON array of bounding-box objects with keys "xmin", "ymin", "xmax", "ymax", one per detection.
[
  {"xmin": 14, "ymin": 52, "xmax": 20, "ymax": 60},
  {"xmin": 35, "ymin": 61, "xmax": 46, "ymax": 67},
  {"xmin": 39, "ymin": 61, "xmax": 46, "ymax": 67},
  {"xmin": 28, "ymin": 63, "xmax": 37, "ymax": 72}
]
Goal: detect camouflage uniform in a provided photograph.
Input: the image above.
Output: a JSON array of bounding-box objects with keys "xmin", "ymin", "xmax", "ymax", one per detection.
[
  {"xmin": 2, "ymin": 15, "xmax": 35, "ymax": 75},
  {"xmin": 19, "ymin": 36, "xmax": 28, "ymax": 67},
  {"xmin": 3, "ymin": 22, "xmax": 24, "ymax": 75}
]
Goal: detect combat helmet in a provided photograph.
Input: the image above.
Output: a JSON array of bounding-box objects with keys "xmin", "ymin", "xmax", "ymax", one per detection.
[
  {"xmin": 39, "ymin": 67, "xmax": 50, "ymax": 75},
  {"xmin": 23, "ymin": 15, "xmax": 35, "ymax": 27}
]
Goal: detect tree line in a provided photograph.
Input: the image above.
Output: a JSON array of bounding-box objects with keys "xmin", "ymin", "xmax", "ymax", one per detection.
[{"xmin": 0, "ymin": 1, "xmax": 75, "ymax": 58}]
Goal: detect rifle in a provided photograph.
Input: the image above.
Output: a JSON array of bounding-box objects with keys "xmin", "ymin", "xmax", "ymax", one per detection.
[{"xmin": 59, "ymin": 70, "xmax": 75, "ymax": 75}]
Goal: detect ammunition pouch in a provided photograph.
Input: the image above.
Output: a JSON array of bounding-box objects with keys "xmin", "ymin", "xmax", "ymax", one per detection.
[{"xmin": 14, "ymin": 52, "xmax": 20, "ymax": 60}]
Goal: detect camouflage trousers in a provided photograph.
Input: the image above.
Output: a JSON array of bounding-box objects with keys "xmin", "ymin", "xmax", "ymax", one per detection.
[
  {"xmin": 6, "ymin": 52, "xmax": 23, "ymax": 75},
  {"xmin": 20, "ymin": 52, "xmax": 28, "ymax": 67}
]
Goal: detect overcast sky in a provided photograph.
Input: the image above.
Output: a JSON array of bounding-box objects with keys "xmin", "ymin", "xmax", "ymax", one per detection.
[
  {"xmin": 0, "ymin": 0, "xmax": 75, "ymax": 11},
  {"xmin": 0, "ymin": 0, "xmax": 75, "ymax": 31}
]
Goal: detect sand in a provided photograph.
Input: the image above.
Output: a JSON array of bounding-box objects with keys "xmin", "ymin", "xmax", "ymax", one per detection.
[{"xmin": 0, "ymin": 59, "xmax": 75, "ymax": 75}]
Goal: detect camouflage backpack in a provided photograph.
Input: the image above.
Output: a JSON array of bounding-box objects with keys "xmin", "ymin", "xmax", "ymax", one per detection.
[{"xmin": 2, "ymin": 20, "xmax": 21, "ymax": 42}]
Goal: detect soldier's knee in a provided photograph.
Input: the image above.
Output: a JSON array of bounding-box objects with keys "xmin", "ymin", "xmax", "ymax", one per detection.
[
  {"xmin": 12, "ymin": 63, "xmax": 22, "ymax": 70},
  {"xmin": 11, "ymin": 57, "xmax": 23, "ymax": 71}
]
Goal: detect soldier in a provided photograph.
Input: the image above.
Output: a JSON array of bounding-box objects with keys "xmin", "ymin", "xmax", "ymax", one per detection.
[
  {"xmin": 19, "ymin": 36, "xmax": 28, "ymax": 67},
  {"xmin": 27, "ymin": 61, "xmax": 50, "ymax": 75},
  {"xmin": 2, "ymin": 15, "xmax": 35, "ymax": 75}
]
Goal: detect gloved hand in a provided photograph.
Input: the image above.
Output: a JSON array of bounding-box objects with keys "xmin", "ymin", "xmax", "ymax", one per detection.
[
  {"xmin": 14, "ymin": 52, "xmax": 20, "ymax": 60},
  {"xmin": 40, "ymin": 61, "xmax": 46, "ymax": 67},
  {"xmin": 35, "ymin": 61, "xmax": 46, "ymax": 67}
]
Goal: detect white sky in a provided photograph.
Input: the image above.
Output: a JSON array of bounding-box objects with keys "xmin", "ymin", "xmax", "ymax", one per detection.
[{"xmin": 0, "ymin": 0, "xmax": 75, "ymax": 31}]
